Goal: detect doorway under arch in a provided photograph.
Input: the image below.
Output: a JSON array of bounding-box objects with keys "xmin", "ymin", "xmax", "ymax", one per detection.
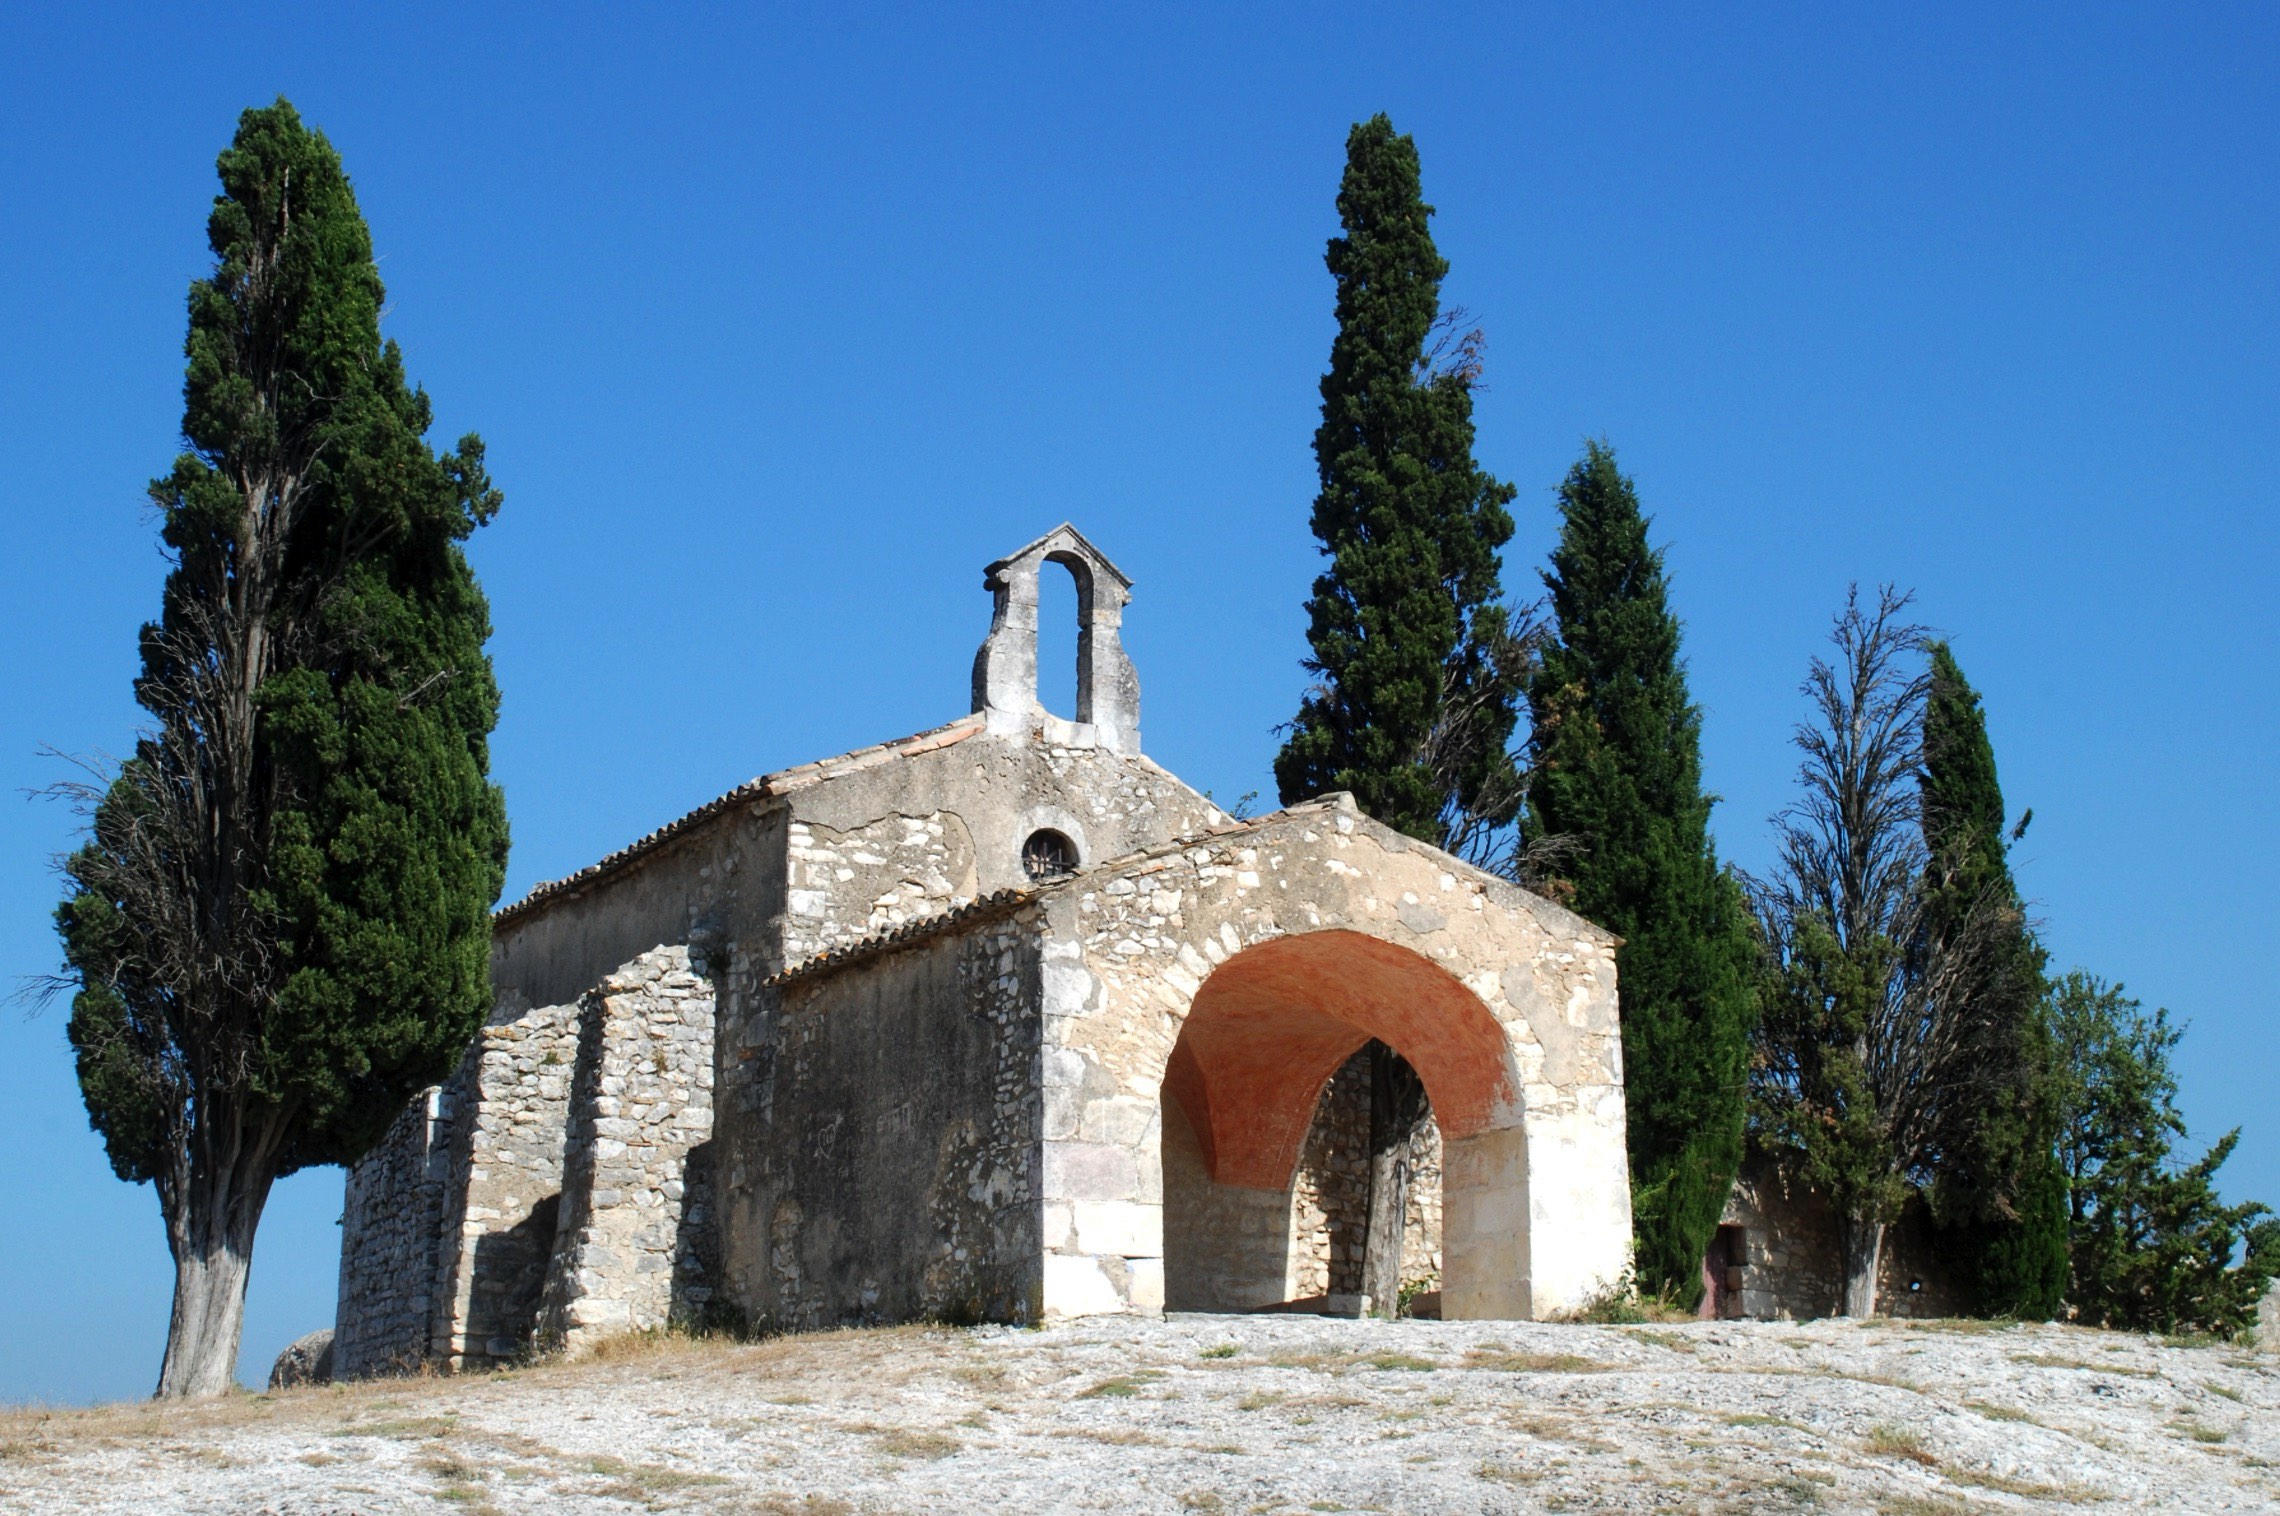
[{"xmin": 1157, "ymin": 929, "xmax": 1524, "ymax": 1316}]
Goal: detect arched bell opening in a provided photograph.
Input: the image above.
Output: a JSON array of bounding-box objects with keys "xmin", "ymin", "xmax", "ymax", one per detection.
[
  {"xmin": 1158, "ymin": 930, "xmax": 1524, "ymax": 1319},
  {"xmin": 1034, "ymin": 554, "xmax": 1084, "ymax": 721}
]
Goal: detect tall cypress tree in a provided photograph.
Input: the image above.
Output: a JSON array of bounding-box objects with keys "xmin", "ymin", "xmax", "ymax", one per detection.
[
  {"xmin": 1275, "ymin": 115, "xmax": 1518, "ymax": 1315},
  {"xmin": 1274, "ymin": 113, "xmax": 1518, "ymax": 840},
  {"xmin": 54, "ymin": 100, "xmax": 507, "ymax": 1397},
  {"xmin": 1526, "ymin": 442, "xmax": 1756, "ymax": 1305},
  {"xmin": 1920, "ymin": 643, "xmax": 2066, "ymax": 1317}
]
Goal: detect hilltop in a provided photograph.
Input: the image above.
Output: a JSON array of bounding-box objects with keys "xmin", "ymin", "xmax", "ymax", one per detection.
[{"xmin": 2, "ymin": 1313, "xmax": 2275, "ymax": 1513}]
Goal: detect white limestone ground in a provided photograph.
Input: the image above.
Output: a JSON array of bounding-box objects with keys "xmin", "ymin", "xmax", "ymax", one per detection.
[{"xmin": 3, "ymin": 1313, "xmax": 2276, "ymax": 1514}]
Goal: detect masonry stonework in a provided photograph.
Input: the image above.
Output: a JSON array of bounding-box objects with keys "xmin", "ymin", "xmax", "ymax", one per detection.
[
  {"xmin": 535, "ymin": 948, "xmax": 717, "ymax": 1352},
  {"xmin": 333, "ymin": 526, "xmax": 1639, "ymax": 1374},
  {"xmin": 429, "ymin": 998, "xmax": 581, "ymax": 1369},
  {"xmin": 334, "ymin": 1090, "xmax": 450, "ymax": 1377},
  {"xmin": 1713, "ymin": 1155, "xmax": 1963, "ymax": 1321}
]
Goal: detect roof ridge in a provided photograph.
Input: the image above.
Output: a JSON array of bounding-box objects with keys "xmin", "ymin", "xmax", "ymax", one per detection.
[
  {"xmin": 494, "ymin": 713, "xmax": 986, "ymax": 924},
  {"xmin": 761, "ymin": 888, "xmax": 1038, "ymax": 989}
]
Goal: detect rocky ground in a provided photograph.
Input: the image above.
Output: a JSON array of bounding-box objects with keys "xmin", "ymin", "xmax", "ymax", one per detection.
[{"xmin": 3, "ymin": 1313, "xmax": 2276, "ymax": 1514}]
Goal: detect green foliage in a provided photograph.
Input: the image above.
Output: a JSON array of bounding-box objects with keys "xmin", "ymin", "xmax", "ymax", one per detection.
[
  {"xmin": 2047, "ymin": 973, "xmax": 2278, "ymax": 1337},
  {"xmin": 56, "ymin": 98, "xmax": 507, "ymax": 1189},
  {"xmin": 1753, "ymin": 910, "xmax": 1911, "ymax": 1230},
  {"xmin": 1274, "ymin": 114, "xmax": 1519, "ymax": 843},
  {"xmin": 1748, "ymin": 588, "xmax": 1937, "ymax": 1310},
  {"xmin": 1918, "ymin": 644, "xmax": 2064, "ymax": 1318},
  {"xmin": 1525, "ymin": 442, "xmax": 1756, "ymax": 1304}
]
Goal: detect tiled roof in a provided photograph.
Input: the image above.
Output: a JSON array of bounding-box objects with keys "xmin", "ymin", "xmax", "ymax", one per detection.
[{"xmin": 759, "ymin": 888, "xmax": 1040, "ymax": 989}]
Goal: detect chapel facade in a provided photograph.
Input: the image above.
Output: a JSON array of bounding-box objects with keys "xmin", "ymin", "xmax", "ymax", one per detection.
[{"xmin": 332, "ymin": 526, "xmax": 1635, "ymax": 1374}]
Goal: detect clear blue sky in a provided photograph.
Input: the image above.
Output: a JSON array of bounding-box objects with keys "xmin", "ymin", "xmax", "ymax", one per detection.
[{"xmin": 2, "ymin": 4, "xmax": 2273, "ymax": 1405}]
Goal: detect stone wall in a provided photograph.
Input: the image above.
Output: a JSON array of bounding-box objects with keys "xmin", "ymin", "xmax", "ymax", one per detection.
[
  {"xmin": 536, "ymin": 947, "xmax": 717, "ymax": 1352},
  {"xmin": 428, "ymin": 1000, "xmax": 582, "ymax": 1369},
  {"xmin": 334, "ymin": 1089, "xmax": 451, "ymax": 1378},
  {"xmin": 1287, "ymin": 1049, "xmax": 1443, "ymax": 1305},
  {"xmin": 1718, "ymin": 1155, "xmax": 1965, "ymax": 1320},
  {"xmin": 770, "ymin": 732, "xmax": 1223, "ymax": 980},
  {"xmin": 1034, "ymin": 798, "xmax": 1628, "ymax": 1322},
  {"xmin": 491, "ymin": 803, "xmax": 785, "ymax": 1014},
  {"xmin": 334, "ymin": 996, "xmax": 582, "ymax": 1377},
  {"xmin": 717, "ymin": 906, "xmax": 1044, "ymax": 1332},
  {"xmin": 491, "ymin": 718, "xmax": 1224, "ymax": 1030},
  {"xmin": 336, "ymin": 950, "xmax": 716, "ymax": 1374},
  {"xmin": 1160, "ymin": 1094, "xmax": 1291, "ymax": 1311},
  {"xmin": 780, "ymin": 811, "xmax": 979, "ymax": 968}
]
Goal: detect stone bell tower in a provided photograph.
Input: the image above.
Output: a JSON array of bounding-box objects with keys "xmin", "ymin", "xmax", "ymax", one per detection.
[{"xmin": 970, "ymin": 523, "xmax": 1141, "ymax": 754}]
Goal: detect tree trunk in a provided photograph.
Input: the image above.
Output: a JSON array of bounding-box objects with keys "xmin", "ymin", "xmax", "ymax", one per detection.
[
  {"xmin": 1839, "ymin": 1213, "xmax": 1884, "ymax": 1318},
  {"xmin": 154, "ymin": 1133, "xmax": 278, "ymax": 1399},
  {"xmin": 1361, "ymin": 1043, "xmax": 1426, "ymax": 1318}
]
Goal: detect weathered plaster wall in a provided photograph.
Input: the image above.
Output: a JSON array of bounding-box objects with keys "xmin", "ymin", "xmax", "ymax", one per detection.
[
  {"xmin": 537, "ymin": 948, "xmax": 717, "ymax": 1352},
  {"xmin": 717, "ymin": 908, "xmax": 1045, "ymax": 1333},
  {"xmin": 777, "ymin": 729, "xmax": 1221, "ymax": 934},
  {"xmin": 492, "ymin": 717, "xmax": 1222, "ymax": 1018},
  {"xmin": 490, "ymin": 806, "xmax": 782, "ymax": 1013},
  {"xmin": 1719, "ymin": 1156, "xmax": 1965, "ymax": 1321},
  {"xmin": 1160, "ymin": 1093, "xmax": 1290, "ymax": 1311},
  {"xmin": 1037, "ymin": 796, "xmax": 1628, "ymax": 1323}
]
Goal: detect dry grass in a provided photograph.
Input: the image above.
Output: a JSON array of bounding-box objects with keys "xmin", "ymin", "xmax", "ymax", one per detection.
[
  {"xmin": 2, "ymin": 1316, "xmax": 2259, "ymax": 1514},
  {"xmin": 1899, "ymin": 1317, "xmax": 2011, "ymax": 1336},
  {"xmin": 1464, "ymin": 1349, "xmax": 1609, "ymax": 1374},
  {"xmin": 2012, "ymin": 1352, "xmax": 2159, "ymax": 1378},
  {"xmin": 1362, "ymin": 1353, "xmax": 1437, "ymax": 1372},
  {"xmin": 1961, "ymin": 1399, "xmax": 2036, "ymax": 1423},
  {"xmin": 1627, "ymin": 1328, "xmax": 1698, "ymax": 1354},
  {"xmin": 1875, "ymin": 1497, "xmax": 1974, "ymax": 1516},
  {"xmin": 1946, "ymin": 1466, "xmax": 2109, "ymax": 1501},
  {"xmin": 1050, "ymin": 1426, "xmax": 1161, "ymax": 1446},
  {"xmin": 1719, "ymin": 1411, "xmax": 1800, "ymax": 1430},
  {"xmin": 1862, "ymin": 1423, "xmax": 1938, "ymax": 1466},
  {"xmin": 873, "ymin": 1427, "xmax": 960, "ymax": 1459},
  {"xmin": 747, "ymin": 1499, "xmax": 854, "ymax": 1516},
  {"xmin": 333, "ymin": 1413, "xmax": 457, "ymax": 1440},
  {"xmin": 1076, "ymin": 1372, "xmax": 1162, "ymax": 1399}
]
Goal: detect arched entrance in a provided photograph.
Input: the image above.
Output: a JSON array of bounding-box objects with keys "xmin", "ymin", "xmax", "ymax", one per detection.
[{"xmin": 1157, "ymin": 930, "xmax": 1523, "ymax": 1317}]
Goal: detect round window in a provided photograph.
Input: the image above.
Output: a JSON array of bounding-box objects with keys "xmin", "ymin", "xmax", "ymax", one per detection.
[{"xmin": 1021, "ymin": 828, "xmax": 1078, "ymax": 882}]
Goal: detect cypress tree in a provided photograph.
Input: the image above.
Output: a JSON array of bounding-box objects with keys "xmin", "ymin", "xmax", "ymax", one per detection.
[
  {"xmin": 1526, "ymin": 442, "xmax": 1756, "ymax": 1305},
  {"xmin": 1920, "ymin": 643, "xmax": 2066, "ymax": 1317},
  {"xmin": 1274, "ymin": 113, "xmax": 1519, "ymax": 840},
  {"xmin": 54, "ymin": 100, "xmax": 507, "ymax": 1397},
  {"xmin": 1274, "ymin": 115, "xmax": 1518, "ymax": 1315}
]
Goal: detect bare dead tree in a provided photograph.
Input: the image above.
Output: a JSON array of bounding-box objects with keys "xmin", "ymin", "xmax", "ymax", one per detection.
[
  {"xmin": 1419, "ymin": 306, "xmax": 1487, "ymax": 389},
  {"xmin": 1747, "ymin": 585, "xmax": 2028, "ymax": 1316},
  {"xmin": 1425, "ymin": 593, "xmax": 1556, "ymax": 876}
]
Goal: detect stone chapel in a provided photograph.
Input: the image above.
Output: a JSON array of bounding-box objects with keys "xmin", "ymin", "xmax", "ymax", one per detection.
[{"xmin": 331, "ymin": 525, "xmax": 1635, "ymax": 1376}]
